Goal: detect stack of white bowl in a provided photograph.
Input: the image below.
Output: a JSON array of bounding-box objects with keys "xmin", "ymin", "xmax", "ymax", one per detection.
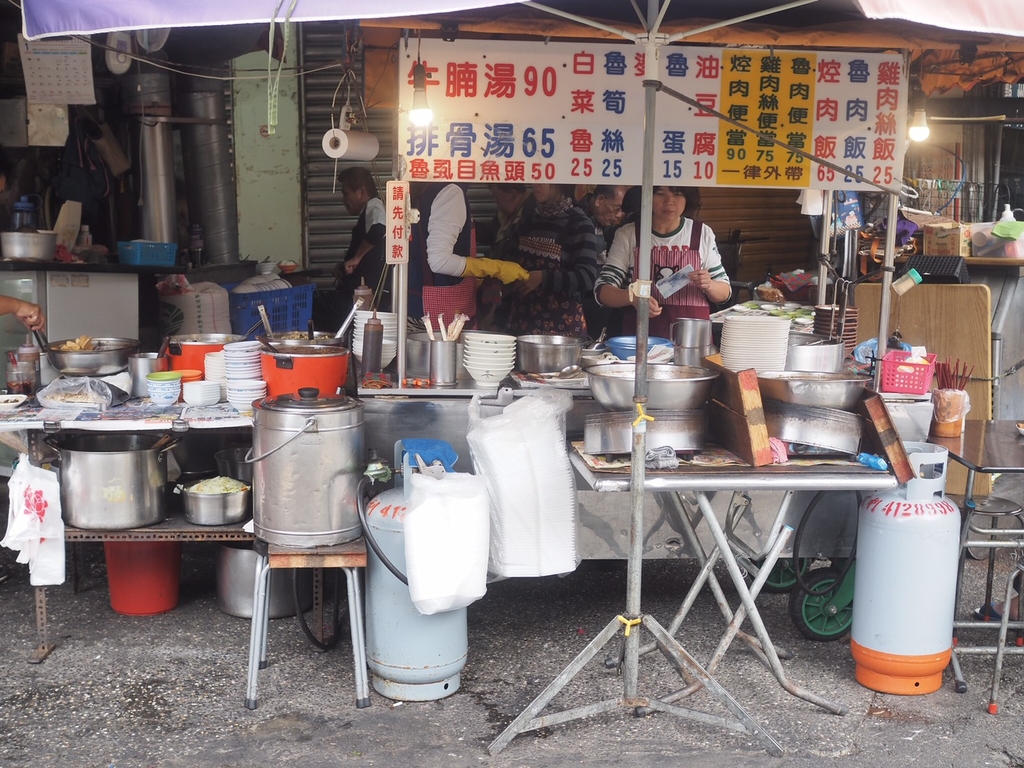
[
  {"xmin": 353, "ymin": 311, "xmax": 398, "ymax": 368},
  {"xmin": 182, "ymin": 380, "xmax": 222, "ymax": 406},
  {"xmin": 204, "ymin": 351, "xmax": 227, "ymax": 402},
  {"xmin": 146, "ymin": 372, "xmax": 182, "ymax": 405},
  {"xmin": 222, "ymin": 340, "xmax": 266, "ymax": 412},
  {"xmin": 719, "ymin": 315, "xmax": 792, "ymax": 373},
  {"xmin": 461, "ymin": 331, "xmax": 516, "ymax": 383}
]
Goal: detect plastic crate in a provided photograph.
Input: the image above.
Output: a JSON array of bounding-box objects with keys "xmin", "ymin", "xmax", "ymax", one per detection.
[
  {"xmin": 117, "ymin": 240, "xmax": 178, "ymax": 266},
  {"xmin": 880, "ymin": 350, "xmax": 937, "ymax": 395},
  {"xmin": 229, "ymin": 283, "xmax": 315, "ymax": 339}
]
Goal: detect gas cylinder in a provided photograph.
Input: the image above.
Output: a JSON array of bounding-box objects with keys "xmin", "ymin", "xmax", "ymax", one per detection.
[
  {"xmin": 851, "ymin": 441, "xmax": 960, "ymax": 694},
  {"xmin": 362, "ymin": 458, "xmax": 467, "ymax": 701}
]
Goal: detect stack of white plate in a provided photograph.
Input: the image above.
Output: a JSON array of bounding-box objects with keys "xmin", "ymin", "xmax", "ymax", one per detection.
[
  {"xmin": 204, "ymin": 351, "xmax": 227, "ymax": 402},
  {"xmin": 462, "ymin": 331, "xmax": 516, "ymax": 383},
  {"xmin": 182, "ymin": 380, "xmax": 222, "ymax": 406},
  {"xmin": 226, "ymin": 380, "xmax": 267, "ymax": 414},
  {"xmin": 719, "ymin": 315, "xmax": 792, "ymax": 373},
  {"xmin": 222, "ymin": 340, "xmax": 263, "ymax": 381},
  {"xmin": 353, "ymin": 311, "xmax": 399, "ymax": 366}
]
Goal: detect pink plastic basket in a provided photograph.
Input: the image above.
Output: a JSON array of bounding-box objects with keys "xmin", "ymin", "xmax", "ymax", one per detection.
[{"xmin": 880, "ymin": 350, "xmax": 937, "ymax": 395}]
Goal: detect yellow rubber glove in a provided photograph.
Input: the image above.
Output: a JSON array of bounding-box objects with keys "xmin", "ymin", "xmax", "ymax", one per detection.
[{"xmin": 461, "ymin": 257, "xmax": 529, "ymax": 284}]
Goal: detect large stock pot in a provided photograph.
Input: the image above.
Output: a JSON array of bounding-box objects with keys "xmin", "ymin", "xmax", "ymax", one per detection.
[
  {"xmin": 250, "ymin": 387, "xmax": 364, "ymax": 547},
  {"xmin": 47, "ymin": 433, "xmax": 179, "ymax": 529}
]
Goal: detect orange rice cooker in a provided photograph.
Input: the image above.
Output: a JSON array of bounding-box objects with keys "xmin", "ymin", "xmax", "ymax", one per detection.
[
  {"xmin": 167, "ymin": 334, "xmax": 243, "ymax": 374},
  {"xmin": 260, "ymin": 342, "xmax": 350, "ymax": 398}
]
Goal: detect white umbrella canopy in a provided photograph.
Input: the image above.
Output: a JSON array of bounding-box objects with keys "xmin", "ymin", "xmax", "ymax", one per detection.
[
  {"xmin": 20, "ymin": 0, "xmax": 520, "ymax": 39},
  {"xmin": 21, "ymin": 0, "xmax": 1024, "ymax": 40}
]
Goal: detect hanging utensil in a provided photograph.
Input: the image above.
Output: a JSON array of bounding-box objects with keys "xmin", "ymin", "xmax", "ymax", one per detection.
[
  {"xmin": 257, "ymin": 304, "xmax": 274, "ymax": 337},
  {"xmin": 307, "ymin": 318, "xmax": 315, "ymax": 341},
  {"xmin": 835, "ymin": 278, "xmax": 850, "ymax": 339},
  {"xmin": 334, "ymin": 297, "xmax": 365, "ymax": 339},
  {"xmin": 255, "ymin": 335, "xmax": 278, "ymax": 354}
]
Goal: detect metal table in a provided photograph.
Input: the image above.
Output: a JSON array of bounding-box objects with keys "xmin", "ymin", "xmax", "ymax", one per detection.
[
  {"xmin": 930, "ymin": 420, "xmax": 1024, "ymax": 709},
  {"xmin": 491, "ymin": 451, "xmax": 897, "ymax": 754}
]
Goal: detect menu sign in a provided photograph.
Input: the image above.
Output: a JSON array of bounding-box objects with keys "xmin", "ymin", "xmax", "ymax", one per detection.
[{"xmin": 397, "ymin": 39, "xmax": 906, "ymax": 191}]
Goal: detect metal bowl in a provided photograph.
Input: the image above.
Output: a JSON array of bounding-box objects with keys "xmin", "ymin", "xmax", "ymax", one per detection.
[
  {"xmin": 182, "ymin": 485, "xmax": 251, "ymax": 526},
  {"xmin": 45, "ymin": 337, "xmax": 139, "ymax": 375},
  {"xmin": 587, "ymin": 362, "xmax": 719, "ymax": 411},
  {"xmin": 516, "ymin": 334, "xmax": 583, "ymax": 374},
  {"xmin": 1, "ymin": 230, "xmax": 57, "ymax": 261},
  {"xmin": 757, "ymin": 371, "xmax": 869, "ymax": 411}
]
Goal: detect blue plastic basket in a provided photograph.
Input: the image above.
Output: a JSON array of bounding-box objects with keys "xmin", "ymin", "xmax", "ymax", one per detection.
[
  {"xmin": 117, "ymin": 240, "xmax": 178, "ymax": 266},
  {"xmin": 228, "ymin": 283, "xmax": 315, "ymax": 338}
]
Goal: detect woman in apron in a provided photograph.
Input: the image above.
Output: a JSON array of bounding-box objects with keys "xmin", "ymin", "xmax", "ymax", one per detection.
[{"xmin": 594, "ymin": 186, "xmax": 731, "ymax": 339}]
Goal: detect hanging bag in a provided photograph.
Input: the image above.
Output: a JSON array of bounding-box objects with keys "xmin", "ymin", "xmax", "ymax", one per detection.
[
  {"xmin": 1, "ymin": 455, "xmax": 65, "ymax": 585},
  {"xmin": 830, "ymin": 191, "xmax": 864, "ymax": 237}
]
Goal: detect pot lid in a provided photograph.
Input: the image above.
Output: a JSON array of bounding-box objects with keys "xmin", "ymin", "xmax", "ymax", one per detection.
[{"xmin": 260, "ymin": 387, "xmax": 357, "ymax": 412}]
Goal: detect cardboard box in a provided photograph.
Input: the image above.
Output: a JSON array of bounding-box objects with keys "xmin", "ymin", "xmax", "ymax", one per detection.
[{"xmin": 923, "ymin": 223, "xmax": 970, "ymax": 257}]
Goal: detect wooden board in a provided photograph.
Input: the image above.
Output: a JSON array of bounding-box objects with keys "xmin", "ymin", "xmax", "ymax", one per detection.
[
  {"xmin": 856, "ymin": 282, "xmax": 992, "ymax": 495},
  {"xmin": 858, "ymin": 393, "xmax": 913, "ymax": 484},
  {"xmin": 702, "ymin": 353, "xmax": 771, "ymax": 466}
]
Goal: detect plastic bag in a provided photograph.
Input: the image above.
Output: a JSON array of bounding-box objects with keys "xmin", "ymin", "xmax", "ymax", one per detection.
[
  {"xmin": 36, "ymin": 376, "xmax": 130, "ymax": 410},
  {"xmin": 467, "ymin": 390, "xmax": 579, "ymax": 578},
  {"xmin": 1, "ymin": 454, "xmax": 64, "ymax": 585},
  {"xmin": 404, "ymin": 472, "xmax": 490, "ymax": 615}
]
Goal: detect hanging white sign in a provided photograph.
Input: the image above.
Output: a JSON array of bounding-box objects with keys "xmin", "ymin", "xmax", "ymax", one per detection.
[{"xmin": 397, "ymin": 39, "xmax": 907, "ymax": 190}]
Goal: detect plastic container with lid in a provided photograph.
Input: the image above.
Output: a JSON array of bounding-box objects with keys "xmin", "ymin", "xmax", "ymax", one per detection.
[
  {"xmin": 76, "ymin": 225, "xmax": 92, "ymax": 249},
  {"xmin": 17, "ymin": 335, "xmax": 40, "ymax": 390}
]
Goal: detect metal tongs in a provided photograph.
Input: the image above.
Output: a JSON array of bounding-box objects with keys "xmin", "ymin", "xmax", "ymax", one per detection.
[
  {"xmin": 335, "ymin": 297, "xmax": 365, "ymax": 338},
  {"xmin": 33, "ymin": 329, "xmax": 48, "ymax": 351},
  {"xmin": 835, "ymin": 278, "xmax": 851, "ymax": 339},
  {"xmin": 256, "ymin": 303, "xmax": 273, "ymax": 337}
]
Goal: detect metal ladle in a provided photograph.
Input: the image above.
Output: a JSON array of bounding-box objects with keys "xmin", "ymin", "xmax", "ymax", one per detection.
[{"xmin": 558, "ymin": 364, "xmax": 582, "ymax": 378}]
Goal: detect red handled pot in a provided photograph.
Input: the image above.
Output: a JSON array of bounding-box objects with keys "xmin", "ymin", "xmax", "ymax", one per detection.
[
  {"xmin": 167, "ymin": 333, "xmax": 243, "ymax": 372},
  {"xmin": 260, "ymin": 341, "xmax": 350, "ymax": 398}
]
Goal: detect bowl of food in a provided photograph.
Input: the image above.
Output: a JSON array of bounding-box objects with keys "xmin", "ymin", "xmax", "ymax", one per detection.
[
  {"xmin": 1017, "ymin": 421, "xmax": 1024, "ymax": 436},
  {"xmin": 45, "ymin": 336, "xmax": 139, "ymax": 375},
  {"xmin": 0, "ymin": 394, "xmax": 27, "ymax": 410},
  {"xmin": 181, "ymin": 476, "xmax": 251, "ymax": 526},
  {"xmin": 279, "ymin": 260, "xmax": 298, "ymax": 274},
  {"xmin": 587, "ymin": 362, "xmax": 719, "ymax": 411}
]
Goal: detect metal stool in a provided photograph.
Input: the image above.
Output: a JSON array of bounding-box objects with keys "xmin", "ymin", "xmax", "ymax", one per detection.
[
  {"xmin": 245, "ymin": 537, "xmax": 370, "ymax": 710},
  {"xmin": 949, "ymin": 494, "xmax": 1024, "ymax": 713}
]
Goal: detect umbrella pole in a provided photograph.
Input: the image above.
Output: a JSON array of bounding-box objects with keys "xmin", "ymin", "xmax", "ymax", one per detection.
[{"xmin": 490, "ymin": 28, "xmax": 778, "ymax": 758}]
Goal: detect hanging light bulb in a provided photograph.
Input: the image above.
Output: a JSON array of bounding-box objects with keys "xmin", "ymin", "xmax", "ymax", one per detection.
[
  {"xmin": 409, "ymin": 62, "xmax": 433, "ymax": 127},
  {"xmin": 908, "ymin": 109, "xmax": 930, "ymax": 142}
]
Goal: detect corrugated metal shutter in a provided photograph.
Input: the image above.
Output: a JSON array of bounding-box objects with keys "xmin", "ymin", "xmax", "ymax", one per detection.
[
  {"xmin": 299, "ymin": 23, "xmax": 498, "ymax": 267},
  {"xmin": 698, "ymin": 188, "xmax": 817, "ymax": 283},
  {"xmin": 299, "ymin": 22, "xmax": 396, "ymax": 270}
]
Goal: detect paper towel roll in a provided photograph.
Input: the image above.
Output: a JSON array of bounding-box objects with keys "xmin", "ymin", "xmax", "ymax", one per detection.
[{"xmin": 321, "ymin": 129, "xmax": 380, "ymax": 161}]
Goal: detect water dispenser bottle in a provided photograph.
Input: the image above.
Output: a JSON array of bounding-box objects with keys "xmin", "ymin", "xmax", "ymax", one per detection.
[{"xmin": 11, "ymin": 196, "xmax": 40, "ymax": 232}]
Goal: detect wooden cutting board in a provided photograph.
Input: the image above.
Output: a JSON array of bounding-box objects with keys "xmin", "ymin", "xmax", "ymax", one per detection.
[{"xmin": 702, "ymin": 353, "xmax": 771, "ymax": 466}]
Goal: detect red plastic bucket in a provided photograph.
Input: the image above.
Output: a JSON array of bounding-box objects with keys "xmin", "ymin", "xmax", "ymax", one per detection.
[{"xmin": 104, "ymin": 541, "xmax": 182, "ymax": 615}]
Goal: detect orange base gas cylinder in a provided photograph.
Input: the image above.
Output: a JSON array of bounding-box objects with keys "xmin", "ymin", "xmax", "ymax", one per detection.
[
  {"xmin": 850, "ymin": 640, "xmax": 950, "ymax": 695},
  {"xmin": 851, "ymin": 442, "xmax": 959, "ymax": 695}
]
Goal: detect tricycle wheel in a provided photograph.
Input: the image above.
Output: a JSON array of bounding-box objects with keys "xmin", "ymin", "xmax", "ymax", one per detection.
[
  {"xmin": 788, "ymin": 567, "xmax": 852, "ymax": 641},
  {"xmin": 757, "ymin": 557, "xmax": 811, "ymax": 594}
]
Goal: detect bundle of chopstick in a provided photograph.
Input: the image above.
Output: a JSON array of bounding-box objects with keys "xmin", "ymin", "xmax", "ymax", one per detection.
[
  {"xmin": 935, "ymin": 358, "xmax": 974, "ymax": 390},
  {"xmin": 422, "ymin": 313, "xmax": 470, "ymax": 342}
]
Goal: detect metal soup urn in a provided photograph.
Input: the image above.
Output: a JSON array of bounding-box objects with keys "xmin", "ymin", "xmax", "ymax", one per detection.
[{"xmin": 251, "ymin": 387, "xmax": 364, "ymax": 547}]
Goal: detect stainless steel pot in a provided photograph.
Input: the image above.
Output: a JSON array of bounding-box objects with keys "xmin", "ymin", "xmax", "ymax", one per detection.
[
  {"xmin": 216, "ymin": 543, "xmax": 312, "ymax": 619},
  {"xmin": 45, "ymin": 337, "xmax": 139, "ymax": 376},
  {"xmin": 516, "ymin": 335, "xmax": 583, "ymax": 374},
  {"xmin": 251, "ymin": 387, "xmax": 365, "ymax": 546},
  {"xmin": 182, "ymin": 484, "xmax": 251, "ymax": 526},
  {"xmin": 584, "ymin": 409, "xmax": 706, "ymax": 454},
  {"xmin": 786, "ymin": 332, "xmax": 845, "ymax": 373},
  {"xmin": 47, "ymin": 433, "xmax": 179, "ymax": 529}
]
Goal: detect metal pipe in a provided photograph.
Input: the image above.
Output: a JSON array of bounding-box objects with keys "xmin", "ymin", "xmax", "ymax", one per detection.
[
  {"xmin": 179, "ymin": 80, "xmax": 240, "ymax": 264},
  {"xmin": 139, "ymin": 121, "xmax": 177, "ymax": 243},
  {"xmin": 872, "ymin": 192, "xmax": 899, "ymax": 390}
]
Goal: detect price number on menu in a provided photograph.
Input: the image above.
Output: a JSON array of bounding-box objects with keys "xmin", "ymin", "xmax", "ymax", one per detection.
[{"xmin": 662, "ymin": 159, "xmax": 716, "ymax": 181}]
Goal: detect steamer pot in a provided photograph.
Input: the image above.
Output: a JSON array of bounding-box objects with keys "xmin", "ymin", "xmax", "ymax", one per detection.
[
  {"xmin": 259, "ymin": 342, "xmax": 350, "ymax": 398},
  {"xmin": 167, "ymin": 334, "xmax": 243, "ymax": 372},
  {"xmin": 47, "ymin": 433, "xmax": 179, "ymax": 529},
  {"xmin": 251, "ymin": 387, "xmax": 364, "ymax": 546}
]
